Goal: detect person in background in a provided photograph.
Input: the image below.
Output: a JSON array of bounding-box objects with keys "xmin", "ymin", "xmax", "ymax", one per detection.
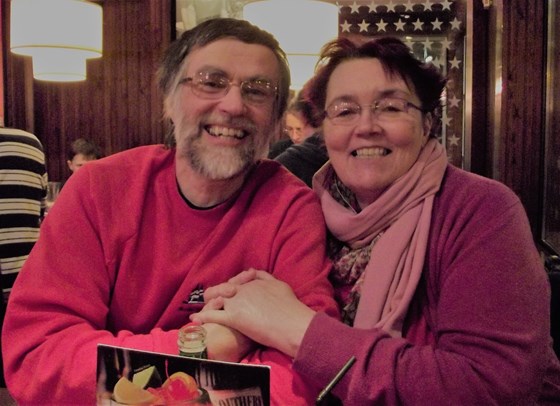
[
  {"xmin": 192, "ymin": 36, "xmax": 560, "ymax": 404},
  {"xmin": 0, "ymin": 127, "xmax": 47, "ymax": 388},
  {"xmin": 47, "ymin": 138, "xmax": 101, "ymax": 212},
  {"xmin": 1, "ymin": 18, "xmax": 337, "ymax": 405},
  {"xmin": 66, "ymin": 137, "xmax": 102, "ymax": 174},
  {"xmin": 268, "ymin": 91, "xmax": 320, "ymax": 158},
  {"xmin": 275, "ymin": 81, "xmax": 328, "ymax": 187}
]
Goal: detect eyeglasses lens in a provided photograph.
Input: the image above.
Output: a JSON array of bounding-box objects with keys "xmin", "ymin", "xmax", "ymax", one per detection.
[{"xmin": 187, "ymin": 72, "xmax": 276, "ymax": 105}]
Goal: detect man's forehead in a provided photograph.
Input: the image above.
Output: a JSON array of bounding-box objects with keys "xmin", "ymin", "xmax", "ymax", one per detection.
[{"xmin": 184, "ymin": 38, "xmax": 279, "ymax": 80}]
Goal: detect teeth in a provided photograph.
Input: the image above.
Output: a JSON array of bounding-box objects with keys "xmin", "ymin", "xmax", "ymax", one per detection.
[
  {"xmin": 207, "ymin": 126, "xmax": 245, "ymax": 139},
  {"xmin": 353, "ymin": 147, "xmax": 389, "ymax": 157}
]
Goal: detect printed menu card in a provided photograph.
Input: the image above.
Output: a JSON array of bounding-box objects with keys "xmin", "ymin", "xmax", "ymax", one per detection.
[{"xmin": 96, "ymin": 344, "xmax": 270, "ymax": 405}]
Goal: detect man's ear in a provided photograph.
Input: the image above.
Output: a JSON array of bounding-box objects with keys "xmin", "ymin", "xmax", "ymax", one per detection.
[{"xmin": 67, "ymin": 160, "xmax": 73, "ymax": 170}]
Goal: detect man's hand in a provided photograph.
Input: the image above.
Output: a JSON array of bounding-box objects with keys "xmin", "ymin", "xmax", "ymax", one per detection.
[{"xmin": 202, "ymin": 323, "xmax": 255, "ymax": 362}]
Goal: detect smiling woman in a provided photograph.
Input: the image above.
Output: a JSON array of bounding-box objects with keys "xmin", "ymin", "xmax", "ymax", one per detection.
[{"xmin": 191, "ymin": 35, "xmax": 560, "ymax": 405}]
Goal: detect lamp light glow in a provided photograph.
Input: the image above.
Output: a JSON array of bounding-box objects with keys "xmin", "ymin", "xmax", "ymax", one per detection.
[
  {"xmin": 286, "ymin": 54, "xmax": 321, "ymax": 90},
  {"xmin": 10, "ymin": 0, "xmax": 103, "ymax": 82},
  {"xmin": 32, "ymin": 48, "xmax": 87, "ymax": 82},
  {"xmin": 243, "ymin": 0, "xmax": 338, "ymax": 90}
]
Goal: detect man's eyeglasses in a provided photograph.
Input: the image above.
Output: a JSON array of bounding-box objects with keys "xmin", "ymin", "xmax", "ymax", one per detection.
[
  {"xmin": 324, "ymin": 97, "xmax": 424, "ymax": 126},
  {"xmin": 179, "ymin": 71, "xmax": 278, "ymax": 106}
]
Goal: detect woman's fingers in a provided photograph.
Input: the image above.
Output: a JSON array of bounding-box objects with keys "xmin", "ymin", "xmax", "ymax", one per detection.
[
  {"xmin": 252, "ymin": 270, "xmax": 277, "ymax": 281},
  {"xmin": 191, "ymin": 297, "xmax": 230, "ymax": 325},
  {"xmin": 227, "ymin": 269, "xmax": 259, "ymax": 285},
  {"xmin": 190, "ymin": 306, "xmax": 229, "ymax": 326},
  {"xmin": 204, "ymin": 269, "xmax": 262, "ymax": 301},
  {"xmin": 201, "ymin": 297, "xmax": 225, "ymax": 311},
  {"xmin": 204, "ymin": 283, "xmax": 236, "ymax": 301}
]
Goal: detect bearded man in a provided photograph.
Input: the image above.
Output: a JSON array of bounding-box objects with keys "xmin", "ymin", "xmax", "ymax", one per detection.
[{"xmin": 2, "ymin": 18, "xmax": 337, "ymax": 405}]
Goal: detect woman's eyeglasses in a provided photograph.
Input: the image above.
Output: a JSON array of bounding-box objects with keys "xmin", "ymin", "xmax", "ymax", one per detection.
[
  {"xmin": 180, "ymin": 71, "xmax": 277, "ymax": 106},
  {"xmin": 324, "ymin": 97, "xmax": 424, "ymax": 126}
]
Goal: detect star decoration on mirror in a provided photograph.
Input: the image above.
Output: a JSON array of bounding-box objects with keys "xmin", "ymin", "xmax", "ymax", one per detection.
[
  {"xmin": 395, "ymin": 19, "xmax": 406, "ymax": 31},
  {"xmin": 358, "ymin": 19, "xmax": 370, "ymax": 32},
  {"xmin": 431, "ymin": 18, "xmax": 443, "ymax": 31},
  {"xmin": 423, "ymin": 0, "xmax": 433, "ymax": 10},
  {"xmin": 448, "ymin": 95, "xmax": 461, "ymax": 109},
  {"xmin": 348, "ymin": 1, "xmax": 361, "ymax": 14},
  {"xmin": 412, "ymin": 18, "xmax": 424, "ymax": 31},
  {"xmin": 447, "ymin": 134, "xmax": 461, "ymax": 147},
  {"xmin": 440, "ymin": 0, "xmax": 453, "ymax": 11},
  {"xmin": 385, "ymin": 0, "xmax": 398, "ymax": 12},
  {"xmin": 376, "ymin": 19, "xmax": 389, "ymax": 32}
]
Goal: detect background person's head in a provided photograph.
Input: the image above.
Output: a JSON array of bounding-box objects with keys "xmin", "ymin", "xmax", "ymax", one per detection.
[
  {"xmin": 283, "ymin": 90, "xmax": 322, "ymax": 144},
  {"xmin": 67, "ymin": 138, "xmax": 102, "ymax": 174}
]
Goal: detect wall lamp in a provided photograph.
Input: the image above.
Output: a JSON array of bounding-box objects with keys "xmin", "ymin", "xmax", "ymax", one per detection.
[
  {"xmin": 10, "ymin": 0, "xmax": 103, "ymax": 82},
  {"xmin": 243, "ymin": 0, "xmax": 338, "ymax": 90}
]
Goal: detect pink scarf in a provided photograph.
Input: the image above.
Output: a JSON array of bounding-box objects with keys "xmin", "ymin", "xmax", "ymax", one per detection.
[{"xmin": 313, "ymin": 139, "xmax": 448, "ymax": 336}]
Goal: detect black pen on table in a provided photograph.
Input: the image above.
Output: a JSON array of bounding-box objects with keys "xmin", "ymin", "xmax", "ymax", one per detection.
[{"xmin": 315, "ymin": 355, "xmax": 356, "ymax": 405}]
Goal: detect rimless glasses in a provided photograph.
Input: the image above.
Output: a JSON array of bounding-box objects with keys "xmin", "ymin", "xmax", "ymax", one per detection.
[
  {"xmin": 324, "ymin": 97, "xmax": 424, "ymax": 126},
  {"xmin": 179, "ymin": 70, "xmax": 278, "ymax": 106}
]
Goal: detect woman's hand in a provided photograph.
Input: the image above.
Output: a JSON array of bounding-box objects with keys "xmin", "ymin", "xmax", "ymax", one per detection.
[{"xmin": 192, "ymin": 270, "xmax": 316, "ymax": 358}]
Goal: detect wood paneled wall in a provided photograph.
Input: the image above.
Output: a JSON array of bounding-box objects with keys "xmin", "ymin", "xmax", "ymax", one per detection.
[
  {"xmin": 492, "ymin": 0, "xmax": 546, "ymax": 238},
  {"xmin": 2, "ymin": 0, "xmax": 173, "ymax": 182}
]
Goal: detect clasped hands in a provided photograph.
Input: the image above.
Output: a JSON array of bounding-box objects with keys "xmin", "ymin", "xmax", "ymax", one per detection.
[{"xmin": 191, "ymin": 269, "xmax": 315, "ymax": 359}]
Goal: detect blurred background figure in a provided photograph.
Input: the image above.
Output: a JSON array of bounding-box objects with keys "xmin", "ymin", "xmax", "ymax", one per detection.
[
  {"xmin": 275, "ymin": 81, "xmax": 328, "ymax": 187},
  {"xmin": 268, "ymin": 90, "xmax": 320, "ymax": 158},
  {"xmin": 0, "ymin": 126, "xmax": 47, "ymax": 387},
  {"xmin": 66, "ymin": 138, "xmax": 103, "ymax": 175}
]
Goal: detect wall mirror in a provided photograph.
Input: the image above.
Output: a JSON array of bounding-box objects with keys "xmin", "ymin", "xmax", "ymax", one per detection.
[{"xmin": 542, "ymin": 0, "xmax": 560, "ymax": 255}]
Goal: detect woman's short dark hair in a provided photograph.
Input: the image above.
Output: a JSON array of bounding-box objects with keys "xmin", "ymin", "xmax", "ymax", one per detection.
[
  {"xmin": 308, "ymin": 36, "xmax": 447, "ymax": 117},
  {"xmin": 157, "ymin": 17, "xmax": 291, "ymax": 123}
]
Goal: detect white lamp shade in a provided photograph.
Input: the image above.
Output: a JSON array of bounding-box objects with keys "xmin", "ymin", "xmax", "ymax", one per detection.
[
  {"xmin": 287, "ymin": 54, "xmax": 320, "ymax": 90},
  {"xmin": 243, "ymin": 0, "xmax": 338, "ymax": 55},
  {"xmin": 244, "ymin": 0, "xmax": 338, "ymax": 89},
  {"xmin": 32, "ymin": 48, "xmax": 87, "ymax": 81},
  {"xmin": 10, "ymin": 0, "xmax": 103, "ymax": 59}
]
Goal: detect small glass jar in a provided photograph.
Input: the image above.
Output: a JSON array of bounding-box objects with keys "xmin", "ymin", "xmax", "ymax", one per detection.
[{"xmin": 178, "ymin": 323, "xmax": 208, "ymax": 359}]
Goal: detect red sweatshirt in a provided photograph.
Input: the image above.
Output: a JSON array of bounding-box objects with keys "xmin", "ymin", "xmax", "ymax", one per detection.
[{"xmin": 2, "ymin": 145, "xmax": 338, "ymax": 405}]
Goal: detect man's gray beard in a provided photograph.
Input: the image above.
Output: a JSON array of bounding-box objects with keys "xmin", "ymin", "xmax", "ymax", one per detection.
[{"xmin": 177, "ymin": 128, "xmax": 270, "ymax": 180}]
